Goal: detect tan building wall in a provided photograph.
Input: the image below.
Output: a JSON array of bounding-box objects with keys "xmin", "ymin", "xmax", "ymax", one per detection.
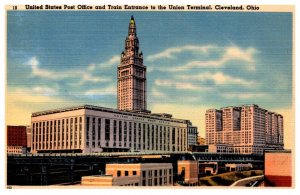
[
  {"xmin": 265, "ymin": 150, "xmax": 292, "ymax": 187},
  {"xmin": 177, "ymin": 160, "xmax": 198, "ymax": 185},
  {"xmin": 205, "ymin": 109, "xmax": 222, "ymax": 145},
  {"xmin": 82, "ymin": 163, "xmax": 173, "ymax": 186}
]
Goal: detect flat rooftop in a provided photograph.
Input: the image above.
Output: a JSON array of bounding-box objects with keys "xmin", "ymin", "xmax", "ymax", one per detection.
[{"xmin": 31, "ymin": 105, "xmax": 189, "ymax": 124}]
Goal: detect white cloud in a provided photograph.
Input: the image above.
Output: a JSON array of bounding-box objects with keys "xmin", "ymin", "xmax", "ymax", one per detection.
[
  {"xmin": 146, "ymin": 45, "xmax": 216, "ymax": 62},
  {"xmin": 88, "ymin": 55, "xmax": 119, "ymax": 70},
  {"xmin": 160, "ymin": 46, "xmax": 258, "ymax": 72},
  {"xmin": 155, "ymin": 79, "xmax": 212, "ymax": 91},
  {"xmin": 26, "ymin": 56, "xmax": 113, "ymax": 85},
  {"xmin": 176, "ymin": 71, "xmax": 256, "ymax": 87},
  {"xmin": 27, "ymin": 57, "xmax": 79, "ymax": 79},
  {"xmin": 186, "ymin": 46, "xmax": 257, "ymax": 70},
  {"xmin": 79, "ymin": 73, "xmax": 111, "ymax": 85},
  {"xmin": 222, "ymin": 92, "xmax": 267, "ymax": 99},
  {"xmin": 96, "ymin": 55, "xmax": 120, "ymax": 69},
  {"xmin": 150, "ymin": 87, "xmax": 168, "ymax": 98},
  {"xmin": 32, "ymin": 86, "xmax": 57, "ymax": 96},
  {"xmin": 29, "ymin": 56, "xmax": 39, "ymax": 67},
  {"xmin": 84, "ymin": 85, "xmax": 116, "ymax": 96},
  {"xmin": 88, "ymin": 63, "xmax": 96, "ymax": 71}
]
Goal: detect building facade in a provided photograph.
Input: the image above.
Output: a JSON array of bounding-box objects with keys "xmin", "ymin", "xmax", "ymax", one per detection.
[
  {"xmin": 205, "ymin": 104, "xmax": 284, "ymax": 154},
  {"xmin": 81, "ymin": 163, "xmax": 173, "ymax": 186},
  {"xmin": 7, "ymin": 125, "xmax": 28, "ymax": 154},
  {"xmin": 206, "ymin": 109, "xmax": 222, "ymax": 145},
  {"xmin": 7, "ymin": 146, "xmax": 26, "ymax": 154},
  {"xmin": 177, "ymin": 160, "xmax": 199, "ymax": 186},
  {"xmin": 118, "ymin": 16, "xmax": 147, "ymax": 112},
  {"xmin": 31, "ymin": 105, "xmax": 188, "ymax": 154}
]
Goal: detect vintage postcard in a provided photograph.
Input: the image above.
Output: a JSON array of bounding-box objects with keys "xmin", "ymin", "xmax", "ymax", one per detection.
[{"xmin": 5, "ymin": 4, "xmax": 295, "ymax": 188}]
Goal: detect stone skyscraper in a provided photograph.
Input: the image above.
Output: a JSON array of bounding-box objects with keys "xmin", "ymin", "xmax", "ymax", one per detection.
[{"xmin": 118, "ymin": 16, "xmax": 148, "ymax": 112}]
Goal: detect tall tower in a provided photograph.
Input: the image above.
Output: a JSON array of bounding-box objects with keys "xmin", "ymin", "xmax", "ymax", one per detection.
[{"xmin": 118, "ymin": 16, "xmax": 148, "ymax": 112}]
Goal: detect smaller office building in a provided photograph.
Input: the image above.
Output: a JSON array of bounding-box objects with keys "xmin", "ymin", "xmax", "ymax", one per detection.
[
  {"xmin": 264, "ymin": 150, "xmax": 292, "ymax": 187},
  {"xmin": 81, "ymin": 163, "xmax": 173, "ymax": 186},
  {"xmin": 177, "ymin": 160, "xmax": 199, "ymax": 186}
]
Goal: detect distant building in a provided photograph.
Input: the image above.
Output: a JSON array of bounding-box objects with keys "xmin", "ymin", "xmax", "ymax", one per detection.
[
  {"xmin": 7, "ymin": 146, "xmax": 26, "ymax": 154},
  {"xmin": 31, "ymin": 105, "xmax": 189, "ymax": 154},
  {"xmin": 264, "ymin": 150, "xmax": 292, "ymax": 187},
  {"xmin": 187, "ymin": 126, "xmax": 198, "ymax": 146},
  {"xmin": 81, "ymin": 163, "xmax": 173, "ymax": 186},
  {"xmin": 205, "ymin": 105, "xmax": 284, "ymax": 154},
  {"xmin": 7, "ymin": 125, "xmax": 27, "ymax": 154},
  {"xmin": 197, "ymin": 136, "xmax": 206, "ymax": 145},
  {"xmin": 225, "ymin": 163, "xmax": 252, "ymax": 172},
  {"xmin": 187, "ymin": 145, "xmax": 208, "ymax": 152},
  {"xmin": 208, "ymin": 143, "xmax": 233, "ymax": 153},
  {"xmin": 26, "ymin": 126, "xmax": 31, "ymax": 149}
]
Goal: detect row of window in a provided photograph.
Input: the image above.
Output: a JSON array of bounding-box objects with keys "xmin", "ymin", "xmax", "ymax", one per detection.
[
  {"xmin": 32, "ymin": 117, "xmax": 83, "ymax": 151},
  {"xmin": 86, "ymin": 117, "xmax": 187, "ymax": 151}
]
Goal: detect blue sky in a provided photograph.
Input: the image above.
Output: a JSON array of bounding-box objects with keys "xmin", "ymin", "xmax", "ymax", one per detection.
[{"xmin": 7, "ymin": 11, "xmax": 293, "ymax": 139}]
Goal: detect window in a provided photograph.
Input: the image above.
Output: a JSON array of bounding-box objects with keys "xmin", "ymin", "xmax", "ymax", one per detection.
[
  {"xmin": 117, "ymin": 171, "xmax": 121, "ymax": 177},
  {"xmin": 125, "ymin": 171, "xmax": 128, "ymax": 176},
  {"xmin": 105, "ymin": 119, "xmax": 110, "ymax": 141},
  {"xmin": 142, "ymin": 171, "xmax": 146, "ymax": 178},
  {"xmin": 133, "ymin": 171, "xmax": 137, "ymax": 175},
  {"xmin": 86, "ymin": 117, "xmax": 90, "ymax": 141},
  {"xmin": 98, "ymin": 118, "xmax": 101, "ymax": 145}
]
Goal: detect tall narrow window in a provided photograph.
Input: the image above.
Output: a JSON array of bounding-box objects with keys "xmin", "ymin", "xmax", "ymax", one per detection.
[
  {"xmin": 119, "ymin": 121, "xmax": 122, "ymax": 146},
  {"xmin": 86, "ymin": 117, "xmax": 90, "ymax": 146},
  {"xmin": 105, "ymin": 119, "xmax": 110, "ymax": 141},
  {"xmin": 98, "ymin": 118, "xmax": 101, "ymax": 146}
]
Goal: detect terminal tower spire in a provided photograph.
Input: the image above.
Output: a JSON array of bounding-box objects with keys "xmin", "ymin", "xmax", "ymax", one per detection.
[{"xmin": 117, "ymin": 16, "xmax": 148, "ymax": 112}]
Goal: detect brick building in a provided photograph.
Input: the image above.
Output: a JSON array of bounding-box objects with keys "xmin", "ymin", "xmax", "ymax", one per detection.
[
  {"xmin": 205, "ymin": 104, "xmax": 284, "ymax": 154},
  {"xmin": 7, "ymin": 125, "xmax": 27, "ymax": 147}
]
